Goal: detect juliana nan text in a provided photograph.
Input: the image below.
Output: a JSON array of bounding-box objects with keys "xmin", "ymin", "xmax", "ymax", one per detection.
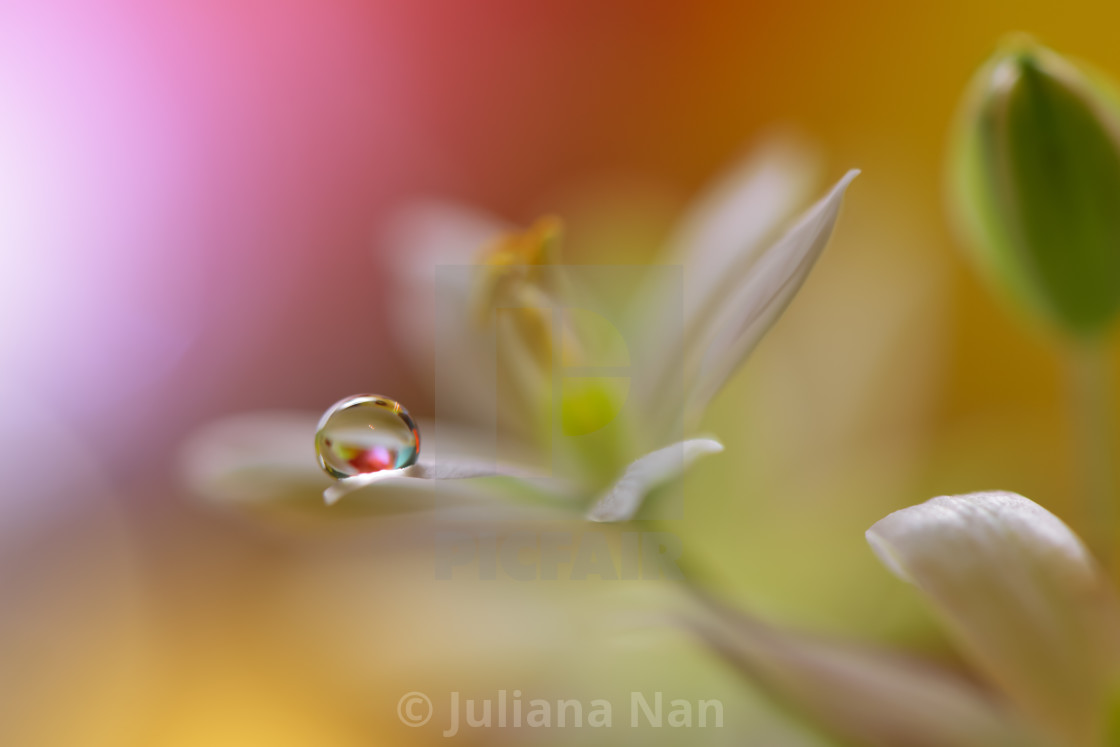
[{"xmin": 442, "ymin": 690, "xmax": 723, "ymax": 736}]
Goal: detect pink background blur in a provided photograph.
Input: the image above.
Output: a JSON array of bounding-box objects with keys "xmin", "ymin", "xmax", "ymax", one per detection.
[{"xmin": 11, "ymin": 0, "xmax": 1117, "ymax": 480}]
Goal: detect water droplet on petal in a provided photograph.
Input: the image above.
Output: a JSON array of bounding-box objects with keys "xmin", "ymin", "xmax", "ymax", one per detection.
[{"xmin": 314, "ymin": 395, "xmax": 420, "ymax": 479}]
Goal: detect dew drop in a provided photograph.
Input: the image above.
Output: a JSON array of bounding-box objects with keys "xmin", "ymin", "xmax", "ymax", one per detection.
[{"xmin": 314, "ymin": 395, "xmax": 420, "ymax": 479}]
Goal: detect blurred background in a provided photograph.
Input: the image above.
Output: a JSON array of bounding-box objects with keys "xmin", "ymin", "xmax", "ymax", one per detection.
[{"xmin": 4, "ymin": 1, "xmax": 1120, "ymax": 744}]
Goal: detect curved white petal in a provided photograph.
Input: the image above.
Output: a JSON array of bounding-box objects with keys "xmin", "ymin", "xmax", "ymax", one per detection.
[
  {"xmin": 867, "ymin": 491, "xmax": 1120, "ymax": 745},
  {"xmin": 323, "ymin": 455, "xmax": 552, "ymax": 505},
  {"xmin": 684, "ymin": 591, "xmax": 1042, "ymax": 747},
  {"xmin": 632, "ymin": 134, "xmax": 822, "ymax": 421},
  {"xmin": 180, "ymin": 411, "xmax": 329, "ymax": 505},
  {"xmin": 179, "ymin": 411, "xmax": 504, "ymax": 504},
  {"xmin": 182, "ymin": 410, "xmax": 575, "ymax": 520},
  {"xmin": 688, "ymin": 169, "xmax": 859, "ymax": 416},
  {"xmin": 381, "ymin": 200, "xmax": 506, "ymax": 357},
  {"xmin": 586, "ymin": 438, "xmax": 723, "ymax": 522},
  {"xmin": 319, "ymin": 472, "xmax": 570, "ymax": 520},
  {"xmin": 380, "ymin": 200, "xmax": 511, "ymax": 427},
  {"xmin": 667, "ymin": 132, "xmax": 823, "ymax": 326},
  {"xmin": 381, "ymin": 200, "xmax": 509, "ymax": 324}
]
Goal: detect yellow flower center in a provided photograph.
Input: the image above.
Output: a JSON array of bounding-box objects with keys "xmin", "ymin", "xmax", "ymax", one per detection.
[{"xmin": 473, "ymin": 216, "xmax": 568, "ymax": 370}]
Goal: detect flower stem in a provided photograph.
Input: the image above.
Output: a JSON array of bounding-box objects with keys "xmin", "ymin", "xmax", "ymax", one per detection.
[{"xmin": 1068, "ymin": 339, "xmax": 1117, "ymax": 567}]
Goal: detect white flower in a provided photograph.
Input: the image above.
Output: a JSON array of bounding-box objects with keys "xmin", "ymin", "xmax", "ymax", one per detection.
[
  {"xmin": 181, "ymin": 135, "xmax": 858, "ymax": 523},
  {"xmin": 685, "ymin": 491, "xmax": 1120, "ymax": 747}
]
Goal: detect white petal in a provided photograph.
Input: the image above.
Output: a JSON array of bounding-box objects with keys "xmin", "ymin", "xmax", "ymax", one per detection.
[
  {"xmin": 381, "ymin": 199, "xmax": 505, "ymax": 352},
  {"xmin": 632, "ymin": 137, "xmax": 821, "ymax": 418},
  {"xmin": 667, "ymin": 132, "xmax": 823, "ymax": 327},
  {"xmin": 684, "ymin": 591, "xmax": 1041, "ymax": 747},
  {"xmin": 180, "ymin": 411, "xmax": 560, "ymax": 517},
  {"xmin": 179, "ymin": 411, "xmax": 328, "ymax": 505},
  {"xmin": 380, "ymin": 200, "xmax": 511, "ymax": 427},
  {"xmin": 323, "ymin": 456, "xmax": 552, "ymax": 505},
  {"xmin": 688, "ymin": 169, "xmax": 858, "ymax": 415},
  {"xmin": 586, "ymin": 438, "xmax": 723, "ymax": 522},
  {"xmin": 867, "ymin": 491, "xmax": 1120, "ymax": 745},
  {"xmin": 318, "ymin": 473, "xmax": 566, "ymax": 520},
  {"xmin": 381, "ymin": 200, "xmax": 509, "ymax": 316}
]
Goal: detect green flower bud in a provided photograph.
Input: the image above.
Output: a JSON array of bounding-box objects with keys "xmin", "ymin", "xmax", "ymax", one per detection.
[{"xmin": 949, "ymin": 36, "xmax": 1120, "ymax": 336}]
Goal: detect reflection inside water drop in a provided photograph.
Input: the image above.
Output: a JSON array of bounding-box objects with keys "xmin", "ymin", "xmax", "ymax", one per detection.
[{"xmin": 314, "ymin": 395, "xmax": 420, "ymax": 479}]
